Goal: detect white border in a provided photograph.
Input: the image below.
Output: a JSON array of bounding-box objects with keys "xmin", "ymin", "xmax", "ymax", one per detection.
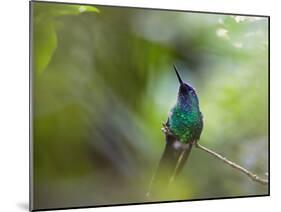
[{"xmin": 0, "ymin": 0, "xmax": 278, "ymax": 212}]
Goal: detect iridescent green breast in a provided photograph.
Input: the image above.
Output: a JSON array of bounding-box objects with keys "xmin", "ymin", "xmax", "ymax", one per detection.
[{"xmin": 168, "ymin": 104, "xmax": 203, "ymax": 143}]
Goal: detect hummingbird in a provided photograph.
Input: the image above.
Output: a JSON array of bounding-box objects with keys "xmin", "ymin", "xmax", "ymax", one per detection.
[{"xmin": 147, "ymin": 65, "xmax": 203, "ymax": 197}]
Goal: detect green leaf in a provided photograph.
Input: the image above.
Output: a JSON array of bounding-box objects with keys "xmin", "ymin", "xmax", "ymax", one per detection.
[
  {"xmin": 66, "ymin": 5, "xmax": 100, "ymax": 14},
  {"xmin": 33, "ymin": 3, "xmax": 99, "ymax": 75},
  {"xmin": 33, "ymin": 20, "xmax": 57, "ymax": 75},
  {"xmin": 34, "ymin": 3, "xmax": 99, "ymax": 18}
]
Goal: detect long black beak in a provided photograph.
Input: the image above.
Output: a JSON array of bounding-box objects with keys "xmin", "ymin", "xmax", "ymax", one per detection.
[{"xmin": 173, "ymin": 64, "xmax": 183, "ymax": 85}]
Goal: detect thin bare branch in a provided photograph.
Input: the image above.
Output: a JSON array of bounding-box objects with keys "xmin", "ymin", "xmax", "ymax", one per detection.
[
  {"xmin": 195, "ymin": 143, "xmax": 268, "ymax": 185},
  {"xmin": 161, "ymin": 123, "xmax": 268, "ymax": 186}
]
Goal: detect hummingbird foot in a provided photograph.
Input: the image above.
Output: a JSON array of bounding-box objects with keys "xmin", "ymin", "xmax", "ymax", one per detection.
[
  {"xmin": 193, "ymin": 139, "xmax": 199, "ymax": 147},
  {"xmin": 161, "ymin": 122, "xmax": 173, "ymax": 136}
]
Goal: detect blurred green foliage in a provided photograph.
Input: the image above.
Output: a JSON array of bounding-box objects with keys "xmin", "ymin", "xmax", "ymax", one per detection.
[
  {"xmin": 33, "ymin": 3, "xmax": 99, "ymax": 74},
  {"xmin": 32, "ymin": 2, "xmax": 268, "ymax": 209}
]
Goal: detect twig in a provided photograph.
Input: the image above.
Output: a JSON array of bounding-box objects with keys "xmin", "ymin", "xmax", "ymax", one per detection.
[
  {"xmin": 161, "ymin": 123, "xmax": 268, "ymax": 186},
  {"xmin": 195, "ymin": 142, "xmax": 268, "ymax": 185}
]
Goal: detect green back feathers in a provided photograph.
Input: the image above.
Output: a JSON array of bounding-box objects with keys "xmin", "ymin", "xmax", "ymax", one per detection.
[
  {"xmin": 167, "ymin": 65, "xmax": 203, "ymax": 144},
  {"xmin": 168, "ymin": 102, "xmax": 203, "ymax": 143}
]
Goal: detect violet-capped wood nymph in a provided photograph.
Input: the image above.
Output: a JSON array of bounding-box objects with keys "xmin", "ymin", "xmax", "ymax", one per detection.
[{"xmin": 148, "ymin": 65, "xmax": 203, "ymax": 197}]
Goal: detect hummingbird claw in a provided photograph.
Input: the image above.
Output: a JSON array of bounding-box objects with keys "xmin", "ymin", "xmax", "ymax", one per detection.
[
  {"xmin": 193, "ymin": 140, "xmax": 200, "ymax": 147},
  {"xmin": 162, "ymin": 123, "xmax": 174, "ymax": 136}
]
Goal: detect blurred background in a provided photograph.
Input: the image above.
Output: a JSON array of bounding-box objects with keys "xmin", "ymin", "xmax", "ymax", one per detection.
[{"xmin": 32, "ymin": 2, "xmax": 268, "ymax": 210}]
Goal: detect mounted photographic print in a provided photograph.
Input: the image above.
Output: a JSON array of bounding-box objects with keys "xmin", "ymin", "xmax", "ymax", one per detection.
[{"xmin": 30, "ymin": 1, "xmax": 269, "ymax": 211}]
